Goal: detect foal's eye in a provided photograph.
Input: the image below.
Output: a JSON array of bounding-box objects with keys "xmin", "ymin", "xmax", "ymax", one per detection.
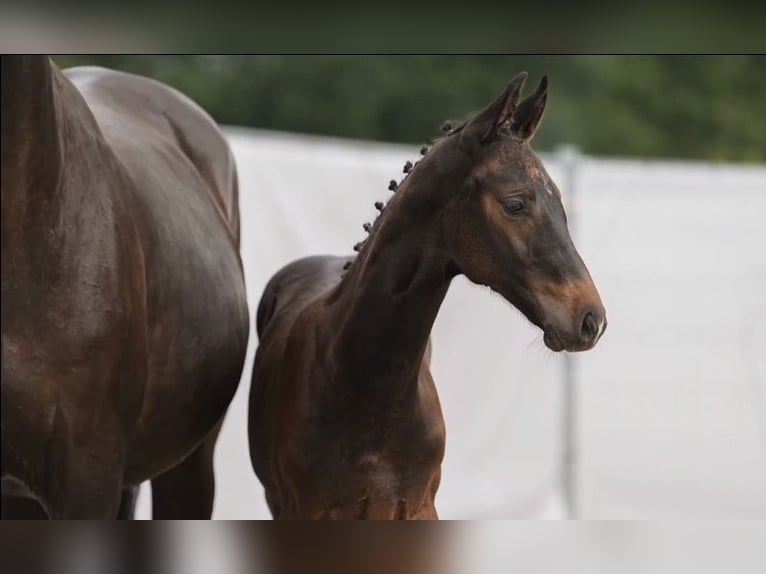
[{"xmin": 502, "ymin": 198, "xmax": 526, "ymax": 215}]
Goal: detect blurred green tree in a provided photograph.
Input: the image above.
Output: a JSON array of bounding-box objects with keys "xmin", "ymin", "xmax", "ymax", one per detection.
[{"xmin": 52, "ymin": 56, "xmax": 766, "ymax": 163}]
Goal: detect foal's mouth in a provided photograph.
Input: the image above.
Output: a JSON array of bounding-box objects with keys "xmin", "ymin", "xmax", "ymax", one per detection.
[{"xmin": 543, "ymin": 326, "xmax": 566, "ymax": 352}]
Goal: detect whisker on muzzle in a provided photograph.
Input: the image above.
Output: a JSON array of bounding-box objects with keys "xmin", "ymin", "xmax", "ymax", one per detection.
[{"xmin": 527, "ymin": 333, "xmax": 556, "ymax": 360}]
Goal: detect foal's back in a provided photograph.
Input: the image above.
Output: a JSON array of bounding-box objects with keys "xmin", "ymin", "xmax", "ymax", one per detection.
[{"xmin": 256, "ymin": 255, "xmax": 346, "ymax": 338}]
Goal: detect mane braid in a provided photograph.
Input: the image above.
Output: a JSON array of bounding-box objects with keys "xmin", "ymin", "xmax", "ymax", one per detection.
[
  {"xmin": 341, "ymin": 118, "xmax": 464, "ymax": 279},
  {"xmin": 429, "ymin": 118, "xmax": 468, "ymax": 147}
]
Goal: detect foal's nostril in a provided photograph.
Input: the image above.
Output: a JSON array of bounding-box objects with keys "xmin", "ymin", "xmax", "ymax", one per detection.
[{"xmin": 581, "ymin": 312, "xmax": 598, "ymax": 342}]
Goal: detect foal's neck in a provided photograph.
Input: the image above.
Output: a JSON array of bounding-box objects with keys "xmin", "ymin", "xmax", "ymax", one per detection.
[{"xmin": 328, "ymin": 163, "xmax": 454, "ymax": 400}]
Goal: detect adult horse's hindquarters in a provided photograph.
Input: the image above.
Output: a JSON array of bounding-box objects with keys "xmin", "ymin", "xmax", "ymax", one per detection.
[{"xmin": 1, "ymin": 56, "xmax": 249, "ymax": 519}]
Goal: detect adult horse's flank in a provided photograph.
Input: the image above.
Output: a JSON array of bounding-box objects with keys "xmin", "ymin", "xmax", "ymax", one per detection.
[
  {"xmin": 249, "ymin": 73, "xmax": 606, "ymax": 519},
  {"xmin": 1, "ymin": 56, "xmax": 249, "ymax": 518}
]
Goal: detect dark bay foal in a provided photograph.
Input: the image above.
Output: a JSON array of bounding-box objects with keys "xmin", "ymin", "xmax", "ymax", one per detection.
[{"xmin": 249, "ymin": 73, "xmax": 605, "ymax": 519}]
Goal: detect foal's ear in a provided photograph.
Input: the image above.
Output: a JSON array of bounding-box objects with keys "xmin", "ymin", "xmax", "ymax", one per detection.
[
  {"xmin": 510, "ymin": 75, "xmax": 548, "ymax": 141},
  {"xmin": 467, "ymin": 72, "xmax": 528, "ymax": 144}
]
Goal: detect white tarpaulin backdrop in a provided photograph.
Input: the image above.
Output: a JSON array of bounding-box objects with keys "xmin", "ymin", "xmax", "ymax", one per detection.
[{"xmin": 136, "ymin": 128, "xmax": 766, "ymax": 519}]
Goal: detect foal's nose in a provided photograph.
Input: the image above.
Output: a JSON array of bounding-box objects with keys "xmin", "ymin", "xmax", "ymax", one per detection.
[{"xmin": 580, "ymin": 308, "xmax": 606, "ymax": 345}]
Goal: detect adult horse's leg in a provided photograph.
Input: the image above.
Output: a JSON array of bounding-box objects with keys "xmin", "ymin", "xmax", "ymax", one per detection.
[
  {"xmin": 0, "ymin": 495, "xmax": 48, "ymax": 519},
  {"xmin": 116, "ymin": 487, "xmax": 140, "ymax": 520},
  {"xmin": 40, "ymin": 423, "xmax": 127, "ymax": 519},
  {"xmin": 1, "ymin": 490, "xmax": 136, "ymax": 520},
  {"xmin": 2, "ymin": 396, "xmax": 126, "ymax": 519},
  {"xmin": 43, "ymin": 456, "xmax": 124, "ymax": 519},
  {"xmin": 150, "ymin": 423, "xmax": 222, "ymax": 519}
]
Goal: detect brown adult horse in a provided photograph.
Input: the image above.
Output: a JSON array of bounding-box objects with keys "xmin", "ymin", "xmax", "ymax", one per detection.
[
  {"xmin": 1, "ymin": 56, "xmax": 249, "ymax": 519},
  {"xmin": 249, "ymin": 73, "xmax": 606, "ymax": 520}
]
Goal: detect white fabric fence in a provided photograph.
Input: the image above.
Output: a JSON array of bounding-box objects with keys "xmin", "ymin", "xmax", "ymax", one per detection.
[{"xmin": 136, "ymin": 128, "xmax": 766, "ymax": 519}]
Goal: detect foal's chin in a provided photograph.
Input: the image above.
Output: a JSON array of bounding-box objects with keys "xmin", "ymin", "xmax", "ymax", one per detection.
[
  {"xmin": 542, "ymin": 325, "xmax": 599, "ymax": 353},
  {"xmin": 543, "ymin": 328, "xmax": 566, "ymax": 352}
]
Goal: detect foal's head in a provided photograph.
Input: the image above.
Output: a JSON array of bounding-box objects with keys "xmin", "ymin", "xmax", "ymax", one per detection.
[{"xmin": 431, "ymin": 73, "xmax": 605, "ymax": 352}]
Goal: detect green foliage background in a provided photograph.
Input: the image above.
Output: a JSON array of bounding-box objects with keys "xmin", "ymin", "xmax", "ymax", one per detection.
[{"xmin": 54, "ymin": 56, "xmax": 765, "ymax": 163}]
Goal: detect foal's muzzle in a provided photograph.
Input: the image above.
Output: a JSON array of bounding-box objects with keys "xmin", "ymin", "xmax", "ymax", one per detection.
[{"xmin": 543, "ymin": 305, "xmax": 607, "ymax": 352}]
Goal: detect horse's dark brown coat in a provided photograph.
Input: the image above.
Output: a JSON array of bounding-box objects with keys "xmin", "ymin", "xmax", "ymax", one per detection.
[
  {"xmin": 248, "ymin": 73, "xmax": 605, "ymax": 519},
  {"xmin": 1, "ymin": 56, "xmax": 249, "ymax": 518}
]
